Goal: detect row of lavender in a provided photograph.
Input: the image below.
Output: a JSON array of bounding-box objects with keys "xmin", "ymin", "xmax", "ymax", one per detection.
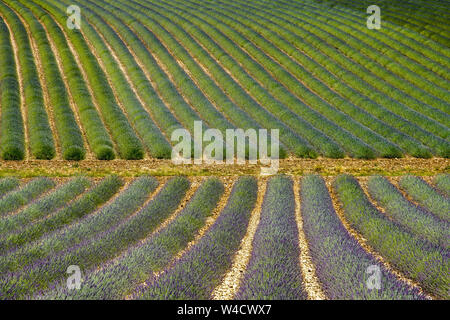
[{"xmin": 0, "ymin": 174, "xmax": 448, "ymax": 299}]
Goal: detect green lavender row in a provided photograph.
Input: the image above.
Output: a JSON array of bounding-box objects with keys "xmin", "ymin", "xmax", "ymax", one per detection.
[
  {"xmin": 282, "ymin": 0, "xmax": 450, "ymax": 99},
  {"xmin": 248, "ymin": 0, "xmax": 450, "ymax": 115},
  {"xmin": 27, "ymin": 0, "xmax": 144, "ymax": 159},
  {"xmin": 47, "ymin": 0, "xmax": 172, "ymax": 159},
  {"xmin": 204, "ymin": 0, "xmax": 447, "ymax": 155},
  {"xmin": 433, "ymin": 174, "xmax": 450, "ymax": 197},
  {"xmin": 14, "ymin": 0, "xmax": 115, "ymax": 160},
  {"xmin": 0, "ymin": 178, "xmax": 20, "ymax": 198},
  {"xmin": 0, "ymin": 2, "xmax": 55, "ymax": 159},
  {"xmin": 125, "ymin": 0, "xmax": 321, "ymax": 157},
  {"xmin": 0, "ymin": 18, "xmax": 25, "ymax": 160},
  {"xmin": 8, "ymin": 1, "xmax": 86, "ymax": 160}
]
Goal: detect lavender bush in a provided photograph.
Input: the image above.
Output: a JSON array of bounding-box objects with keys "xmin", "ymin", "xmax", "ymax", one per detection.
[
  {"xmin": 0, "ymin": 177, "xmax": 90, "ymax": 241},
  {"xmin": 368, "ymin": 176, "xmax": 449, "ymax": 249},
  {"xmin": 236, "ymin": 175, "xmax": 307, "ymax": 300},
  {"xmin": 333, "ymin": 175, "xmax": 449, "ymax": 299},
  {"xmin": 0, "ymin": 177, "xmax": 55, "ymax": 217},
  {"xmin": 433, "ymin": 174, "xmax": 450, "ymax": 197},
  {"xmin": 43, "ymin": 177, "xmax": 223, "ymax": 299},
  {"xmin": 0, "ymin": 175, "xmax": 122, "ymax": 253},
  {"xmin": 0, "ymin": 176, "xmax": 157, "ymax": 287},
  {"xmin": 138, "ymin": 176, "xmax": 257, "ymax": 299},
  {"xmin": 301, "ymin": 174, "xmax": 424, "ymax": 299},
  {"xmin": 0, "ymin": 178, "xmax": 19, "ymax": 198},
  {"xmin": 399, "ymin": 175, "xmax": 449, "ymax": 222}
]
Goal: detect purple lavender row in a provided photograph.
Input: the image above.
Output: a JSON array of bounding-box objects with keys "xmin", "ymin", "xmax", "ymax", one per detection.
[
  {"xmin": 399, "ymin": 175, "xmax": 449, "ymax": 222},
  {"xmin": 17, "ymin": 177, "xmax": 188, "ymax": 300},
  {"xmin": 301, "ymin": 175, "xmax": 424, "ymax": 299},
  {"xmin": 367, "ymin": 176, "xmax": 449, "ymax": 249},
  {"xmin": 0, "ymin": 177, "xmax": 90, "ymax": 242},
  {"xmin": 41, "ymin": 177, "xmax": 223, "ymax": 299},
  {"xmin": 333, "ymin": 175, "xmax": 449, "ymax": 299},
  {"xmin": 0, "ymin": 176, "xmax": 156, "ymax": 282},
  {"xmin": 137, "ymin": 176, "xmax": 257, "ymax": 300},
  {"xmin": 0, "ymin": 175, "xmax": 123, "ymax": 255},
  {"xmin": 236, "ymin": 175, "xmax": 307, "ymax": 300},
  {"xmin": 0, "ymin": 177, "xmax": 55, "ymax": 217}
]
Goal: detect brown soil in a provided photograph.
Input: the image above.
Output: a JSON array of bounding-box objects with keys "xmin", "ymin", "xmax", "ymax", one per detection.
[{"xmin": 0, "ymin": 157, "xmax": 447, "ymax": 178}]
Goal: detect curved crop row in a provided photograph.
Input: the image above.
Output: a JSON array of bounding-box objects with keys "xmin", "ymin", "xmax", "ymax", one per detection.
[
  {"xmin": 246, "ymin": 0, "xmax": 450, "ymax": 116},
  {"xmin": 138, "ymin": 0, "xmax": 343, "ymax": 158},
  {"xmin": 98, "ymin": 0, "xmax": 290, "ymax": 157},
  {"xmin": 150, "ymin": 0, "xmax": 386, "ymax": 159},
  {"xmin": 434, "ymin": 174, "xmax": 450, "ymax": 197},
  {"xmin": 169, "ymin": 0, "xmax": 433, "ymax": 158},
  {"xmin": 398, "ymin": 176, "xmax": 450, "ymax": 222},
  {"xmin": 1, "ymin": 177, "xmax": 188, "ymax": 299},
  {"xmin": 44, "ymin": 177, "xmax": 223, "ymax": 300},
  {"xmin": 7, "ymin": 1, "xmax": 86, "ymax": 160},
  {"xmin": 12, "ymin": 0, "xmax": 115, "ymax": 160},
  {"xmin": 301, "ymin": 175, "xmax": 423, "ymax": 299},
  {"xmin": 25, "ymin": 0, "xmax": 144, "ymax": 159},
  {"xmin": 0, "ymin": 17, "xmax": 25, "ymax": 160},
  {"xmin": 0, "ymin": 178, "xmax": 19, "ymax": 198},
  {"xmin": 312, "ymin": 0, "xmax": 450, "ymax": 68},
  {"xmin": 0, "ymin": 176, "xmax": 157, "ymax": 277},
  {"xmin": 237, "ymin": 175, "xmax": 307, "ymax": 299},
  {"xmin": 333, "ymin": 175, "xmax": 449, "ymax": 299},
  {"xmin": 295, "ymin": 0, "xmax": 450, "ymax": 82},
  {"xmin": 193, "ymin": 0, "xmax": 446, "ymax": 156},
  {"xmin": 367, "ymin": 176, "xmax": 449, "ymax": 249},
  {"xmin": 122, "ymin": 0, "xmax": 333, "ymax": 158},
  {"xmin": 0, "ymin": 177, "xmax": 90, "ymax": 240},
  {"xmin": 45, "ymin": 0, "xmax": 172, "ymax": 159},
  {"xmin": 0, "ymin": 175, "xmax": 123, "ymax": 254},
  {"xmin": 0, "ymin": 177, "xmax": 55, "ymax": 217},
  {"xmin": 137, "ymin": 176, "xmax": 257, "ymax": 300},
  {"xmin": 280, "ymin": 0, "xmax": 450, "ymax": 100},
  {"xmin": 0, "ymin": 2, "xmax": 55, "ymax": 159}
]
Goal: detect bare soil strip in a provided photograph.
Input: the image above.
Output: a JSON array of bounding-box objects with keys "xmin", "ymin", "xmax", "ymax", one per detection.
[
  {"xmin": 293, "ymin": 177, "xmax": 327, "ymax": 300},
  {"xmin": 1, "ymin": 14, "xmax": 30, "ymax": 159},
  {"xmin": 127, "ymin": 176, "xmax": 235, "ymax": 299},
  {"xmin": 0, "ymin": 158, "xmax": 446, "ymax": 178},
  {"xmin": 211, "ymin": 178, "xmax": 266, "ymax": 300},
  {"xmin": 324, "ymin": 177, "xmax": 434, "ymax": 300}
]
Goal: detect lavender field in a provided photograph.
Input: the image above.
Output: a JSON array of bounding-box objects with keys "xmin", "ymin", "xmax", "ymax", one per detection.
[{"xmin": 0, "ymin": 174, "xmax": 447, "ymax": 300}]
